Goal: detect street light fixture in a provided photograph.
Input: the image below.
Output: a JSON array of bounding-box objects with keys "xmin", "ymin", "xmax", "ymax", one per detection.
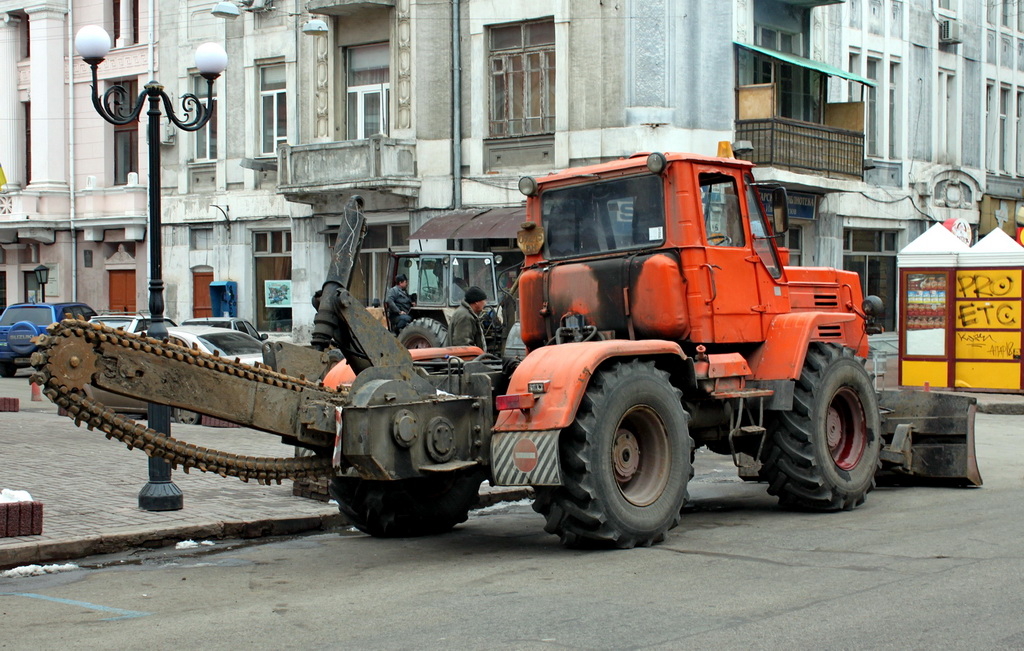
[
  {"xmin": 75, "ymin": 25, "xmax": 228, "ymax": 511},
  {"xmin": 33, "ymin": 264, "xmax": 49, "ymax": 303}
]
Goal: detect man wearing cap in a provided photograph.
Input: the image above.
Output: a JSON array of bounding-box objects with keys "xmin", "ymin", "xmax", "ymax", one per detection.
[
  {"xmin": 447, "ymin": 285, "xmax": 487, "ymax": 349},
  {"xmin": 385, "ymin": 274, "xmax": 414, "ymax": 333}
]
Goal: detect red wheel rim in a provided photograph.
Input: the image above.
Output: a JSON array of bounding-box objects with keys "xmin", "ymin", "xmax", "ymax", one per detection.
[{"xmin": 826, "ymin": 386, "xmax": 867, "ymax": 470}]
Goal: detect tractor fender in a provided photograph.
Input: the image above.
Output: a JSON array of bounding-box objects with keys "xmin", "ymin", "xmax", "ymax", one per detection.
[
  {"xmin": 747, "ymin": 312, "xmax": 859, "ymax": 381},
  {"xmin": 493, "ymin": 339, "xmax": 686, "ymax": 433}
]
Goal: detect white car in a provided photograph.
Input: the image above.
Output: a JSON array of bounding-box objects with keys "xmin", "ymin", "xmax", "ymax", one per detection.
[
  {"xmin": 163, "ymin": 325, "xmax": 266, "ymax": 366},
  {"xmin": 89, "ymin": 313, "xmax": 177, "ymax": 334},
  {"xmin": 84, "ymin": 325, "xmax": 266, "ymax": 421}
]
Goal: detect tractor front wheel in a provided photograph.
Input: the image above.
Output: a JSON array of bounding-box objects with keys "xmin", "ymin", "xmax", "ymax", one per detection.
[
  {"xmin": 533, "ymin": 360, "xmax": 691, "ymax": 549},
  {"xmin": 762, "ymin": 343, "xmax": 881, "ymax": 511},
  {"xmin": 397, "ymin": 318, "xmax": 448, "ymax": 349}
]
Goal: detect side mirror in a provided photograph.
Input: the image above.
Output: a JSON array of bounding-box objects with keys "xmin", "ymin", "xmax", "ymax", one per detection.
[{"xmin": 771, "ymin": 187, "xmax": 789, "ymax": 235}]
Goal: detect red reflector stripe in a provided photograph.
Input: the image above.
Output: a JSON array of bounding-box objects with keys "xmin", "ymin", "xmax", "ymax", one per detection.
[{"xmin": 495, "ymin": 393, "xmax": 536, "ymax": 411}]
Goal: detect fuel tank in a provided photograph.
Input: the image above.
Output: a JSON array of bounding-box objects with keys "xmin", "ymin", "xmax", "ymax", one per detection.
[{"xmin": 520, "ymin": 251, "xmax": 690, "ymax": 348}]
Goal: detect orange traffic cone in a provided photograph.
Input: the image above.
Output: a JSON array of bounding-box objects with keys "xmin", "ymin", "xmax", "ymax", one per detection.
[{"xmin": 30, "ymin": 382, "xmax": 42, "ymax": 402}]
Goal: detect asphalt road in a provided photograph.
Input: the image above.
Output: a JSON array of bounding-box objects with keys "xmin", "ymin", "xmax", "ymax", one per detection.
[{"xmin": 2, "ymin": 412, "xmax": 1021, "ymax": 650}]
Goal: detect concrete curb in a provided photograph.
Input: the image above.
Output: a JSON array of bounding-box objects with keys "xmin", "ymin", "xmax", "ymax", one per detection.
[{"xmin": 1, "ymin": 487, "xmax": 535, "ymax": 570}]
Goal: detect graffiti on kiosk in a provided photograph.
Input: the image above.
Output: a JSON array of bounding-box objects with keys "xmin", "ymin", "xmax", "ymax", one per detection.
[
  {"xmin": 955, "ymin": 271, "xmax": 1019, "ymax": 298},
  {"xmin": 956, "ymin": 301, "xmax": 1020, "ymax": 328},
  {"xmin": 956, "ymin": 331, "xmax": 1022, "ymax": 359}
]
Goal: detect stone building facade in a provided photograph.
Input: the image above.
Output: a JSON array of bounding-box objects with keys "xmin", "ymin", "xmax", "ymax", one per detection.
[{"xmin": 3, "ymin": 0, "xmax": 1023, "ymax": 339}]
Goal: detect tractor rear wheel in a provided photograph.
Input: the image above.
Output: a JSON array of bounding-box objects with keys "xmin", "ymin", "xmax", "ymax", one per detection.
[
  {"xmin": 762, "ymin": 343, "xmax": 881, "ymax": 511},
  {"xmin": 533, "ymin": 360, "xmax": 691, "ymax": 549},
  {"xmin": 397, "ymin": 318, "xmax": 448, "ymax": 349},
  {"xmin": 329, "ymin": 468, "xmax": 485, "ymax": 537}
]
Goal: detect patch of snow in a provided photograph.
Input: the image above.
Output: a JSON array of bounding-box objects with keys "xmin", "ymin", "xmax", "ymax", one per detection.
[
  {"xmin": 0, "ymin": 489, "xmax": 33, "ymax": 503},
  {"xmin": 1, "ymin": 563, "xmax": 79, "ymax": 578},
  {"xmin": 471, "ymin": 499, "xmax": 533, "ymax": 516},
  {"xmin": 174, "ymin": 539, "xmax": 214, "ymax": 550}
]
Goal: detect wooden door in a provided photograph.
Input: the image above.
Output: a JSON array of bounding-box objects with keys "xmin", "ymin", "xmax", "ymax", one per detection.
[
  {"xmin": 108, "ymin": 270, "xmax": 136, "ymax": 312},
  {"xmin": 193, "ymin": 270, "xmax": 213, "ymax": 318}
]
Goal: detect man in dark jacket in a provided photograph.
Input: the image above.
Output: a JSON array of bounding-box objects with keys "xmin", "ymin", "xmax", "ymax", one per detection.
[
  {"xmin": 446, "ymin": 285, "xmax": 487, "ymax": 348},
  {"xmin": 385, "ymin": 274, "xmax": 414, "ymax": 332}
]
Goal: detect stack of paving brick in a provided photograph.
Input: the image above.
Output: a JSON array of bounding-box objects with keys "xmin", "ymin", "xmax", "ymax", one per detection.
[
  {"xmin": 0, "ymin": 499, "xmax": 44, "ymax": 537},
  {"xmin": 292, "ymin": 477, "xmax": 331, "ymax": 502},
  {"xmin": 201, "ymin": 415, "xmax": 241, "ymax": 428},
  {"xmin": 0, "ymin": 397, "xmax": 19, "ymax": 412}
]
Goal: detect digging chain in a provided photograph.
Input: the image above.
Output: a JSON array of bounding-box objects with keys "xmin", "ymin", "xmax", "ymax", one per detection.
[{"xmin": 30, "ymin": 319, "xmax": 338, "ymax": 485}]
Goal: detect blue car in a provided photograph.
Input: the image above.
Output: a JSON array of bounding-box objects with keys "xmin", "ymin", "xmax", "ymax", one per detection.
[{"xmin": 0, "ymin": 302, "xmax": 97, "ymax": 377}]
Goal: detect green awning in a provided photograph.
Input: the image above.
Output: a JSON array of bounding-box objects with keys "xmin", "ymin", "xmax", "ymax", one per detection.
[{"xmin": 735, "ymin": 41, "xmax": 877, "ymax": 87}]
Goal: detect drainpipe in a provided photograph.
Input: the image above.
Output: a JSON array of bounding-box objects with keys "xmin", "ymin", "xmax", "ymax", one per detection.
[
  {"xmin": 67, "ymin": 0, "xmax": 77, "ymax": 299},
  {"xmin": 451, "ymin": 0, "xmax": 462, "ymax": 209}
]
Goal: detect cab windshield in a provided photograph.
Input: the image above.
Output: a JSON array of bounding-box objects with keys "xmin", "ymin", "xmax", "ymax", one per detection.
[{"xmin": 541, "ymin": 174, "xmax": 664, "ymax": 259}]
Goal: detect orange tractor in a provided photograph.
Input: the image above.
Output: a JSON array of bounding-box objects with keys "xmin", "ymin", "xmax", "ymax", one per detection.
[{"xmin": 34, "ymin": 149, "xmax": 980, "ymax": 549}]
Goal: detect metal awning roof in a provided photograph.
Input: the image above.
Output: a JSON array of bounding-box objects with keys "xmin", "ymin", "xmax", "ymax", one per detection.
[
  {"xmin": 735, "ymin": 41, "xmax": 876, "ymax": 87},
  {"xmin": 411, "ymin": 206, "xmax": 526, "ymax": 240}
]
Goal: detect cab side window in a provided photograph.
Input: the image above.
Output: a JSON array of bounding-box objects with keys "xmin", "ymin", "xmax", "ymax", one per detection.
[{"xmin": 699, "ymin": 174, "xmax": 745, "ymax": 247}]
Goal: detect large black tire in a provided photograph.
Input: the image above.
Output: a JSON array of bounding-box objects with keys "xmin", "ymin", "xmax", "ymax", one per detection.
[
  {"xmin": 0, "ymin": 362, "xmax": 16, "ymax": 378},
  {"xmin": 533, "ymin": 360, "xmax": 691, "ymax": 549},
  {"xmin": 762, "ymin": 343, "xmax": 881, "ymax": 511},
  {"xmin": 397, "ymin": 318, "xmax": 448, "ymax": 349},
  {"xmin": 329, "ymin": 468, "xmax": 485, "ymax": 537}
]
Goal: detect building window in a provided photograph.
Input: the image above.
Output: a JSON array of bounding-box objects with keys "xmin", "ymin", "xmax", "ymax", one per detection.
[
  {"xmin": 193, "ymin": 76, "xmax": 217, "ymax": 160},
  {"xmin": 938, "ymin": 0, "xmax": 954, "ymax": 10},
  {"xmin": 938, "ymin": 70, "xmax": 957, "ymax": 160},
  {"xmin": 488, "ymin": 19, "xmax": 555, "ymax": 138},
  {"xmin": 112, "ymin": 80, "xmax": 138, "ymax": 186},
  {"xmin": 987, "ymin": 82, "xmax": 997, "ymax": 170},
  {"xmin": 843, "ymin": 229, "xmax": 898, "ymax": 333},
  {"xmin": 1001, "ymin": 86, "xmax": 1011, "ymax": 172},
  {"xmin": 190, "ymin": 227, "xmax": 213, "ymax": 250},
  {"xmin": 259, "ymin": 64, "xmax": 287, "ymax": 156},
  {"xmin": 849, "ymin": 52, "xmax": 862, "ymax": 102},
  {"xmin": 785, "ymin": 226, "xmax": 803, "ymax": 266},
  {"xmin": 865, "ymin": 58, "xmax": 881, "ymax": 157},
  {"xmin": 888, "ymin": 61, "xmax": 901, "ymax": 159},
  {"xmin": 112, "ymin": 0, "xmax": 140, "ymax": 47},
  {"xmin": 346, "ymin": 43, "xmax": 390, "ymax": 140},
  {"xmin": 254, "ymin": 230, "xmax": 292, "ymax": 331},
  {"xmin": 1017, "ymin": 90, "xmax": 1024, "ymax": 176},
  {"xmin": 1004, "ymin": 1, "xmax": 1015, "ymax": 29}
]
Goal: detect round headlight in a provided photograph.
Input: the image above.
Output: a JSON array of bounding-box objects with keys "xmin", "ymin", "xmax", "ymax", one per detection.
[
  {"xmin": 518, "ymin": 176, "xmax": 538, "ymax": 197},
  {"xmin": 862, "ymin": 295, "xmax": 883, "ymax": 317},
  {"xmin": 647, "ymin": 152, "xmax": 667, "ymax": 175}
]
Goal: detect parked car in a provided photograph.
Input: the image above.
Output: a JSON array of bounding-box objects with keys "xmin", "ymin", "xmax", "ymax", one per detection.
[
  {"xmin": 89, "ymin": 312, "xmax": 177, "ymax": 334},
  {"xmin": 0, "ymin": 302, "xmax": 97, "ymax": 377},
  {"xmin": 180, "ymin": 317, "xmax": 267, "ymax": 341},
  {"xmin": 84, "ymin": 325, "xmax": 266, "ymax": 421}
]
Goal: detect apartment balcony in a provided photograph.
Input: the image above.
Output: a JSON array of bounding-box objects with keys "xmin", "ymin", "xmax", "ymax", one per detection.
[
  {"xmin": 306, "ymin": 0, "xmax": 393, "ymax": 16},
  {"xmin": 277, "ymin": 135, "xmax": 419, "ymax": 204},
  {"xmin": 776, "ymin": 0, "xmax": 845, "ymax": 6},
  {"xmin": 735, "ymin": 117, "xmax": 865, "ymax": 180}
]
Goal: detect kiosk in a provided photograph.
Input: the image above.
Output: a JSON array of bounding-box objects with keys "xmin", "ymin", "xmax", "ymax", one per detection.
[{"xmin": 898, "ymin": 225, "xmax": 1024, "ymax": 392}]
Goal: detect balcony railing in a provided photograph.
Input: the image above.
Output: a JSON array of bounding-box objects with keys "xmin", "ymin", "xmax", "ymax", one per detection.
[
  {"xmin": 736, "ymin": 117, "xmax": 865, "ymax": 180},
  {"xmin": 277, "ymin": 135, "xmax": 419, "ymax": 203}
]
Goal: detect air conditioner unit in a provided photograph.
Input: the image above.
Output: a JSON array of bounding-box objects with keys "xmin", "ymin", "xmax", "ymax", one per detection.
[
  {"xmin": 939, "ymin": 20, "xmax": 963, "ymax": 45},
  {"xmin": 245, "ymin": 0, "xmax": 274, "ymax": 12}
]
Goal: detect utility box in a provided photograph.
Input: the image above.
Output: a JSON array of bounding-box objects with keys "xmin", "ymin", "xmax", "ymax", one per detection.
[{"xmin": 209, "ymin": 281, "xmax": 238, "ymax": 318}]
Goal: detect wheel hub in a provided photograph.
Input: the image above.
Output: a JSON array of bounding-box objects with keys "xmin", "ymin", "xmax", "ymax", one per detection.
[{"xmin": 613, "ymin": 430, "xmax": 640, "ymax": 482}]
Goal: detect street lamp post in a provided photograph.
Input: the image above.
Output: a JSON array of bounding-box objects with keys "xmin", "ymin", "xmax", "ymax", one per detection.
[
  {"xmin": 33, "ymin": 265, "xmax": 49, "ymax": 303},
  {"xmin": 75, "ymin": 25, "xmax": 228, "ymax": 511}
]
